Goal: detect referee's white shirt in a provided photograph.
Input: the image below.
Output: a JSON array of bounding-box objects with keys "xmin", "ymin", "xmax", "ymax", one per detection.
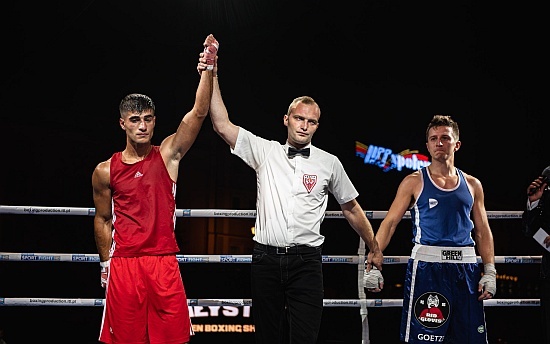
[{"xmin": 232, "ymin": 127, "xmax": 359, "ymax": 248}]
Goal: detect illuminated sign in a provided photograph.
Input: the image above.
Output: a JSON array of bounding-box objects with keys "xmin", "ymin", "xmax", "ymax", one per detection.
[
  {"xmin": 189, "ymin": 306, "xmax": 255, "ymax": 334},
  {"xmin": 355, "ymin": 141, "xmax": 430, "ymax": 172}
]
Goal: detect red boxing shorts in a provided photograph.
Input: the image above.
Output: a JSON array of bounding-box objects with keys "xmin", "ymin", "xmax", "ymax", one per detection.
[{"xmin": 99, "ymin": 255, "xmax": 193, "ymax": 344}]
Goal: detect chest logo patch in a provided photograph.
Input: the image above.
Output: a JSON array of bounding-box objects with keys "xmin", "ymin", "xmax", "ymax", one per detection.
[{"xmin": 303, "ymin": 174, "xmax": 317, "ymax": 193}]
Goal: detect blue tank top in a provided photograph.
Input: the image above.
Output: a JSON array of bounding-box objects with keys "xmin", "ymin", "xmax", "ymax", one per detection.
[{"xmin": 410, "ymin": 167, "xmax": 475, "ymax": 247}]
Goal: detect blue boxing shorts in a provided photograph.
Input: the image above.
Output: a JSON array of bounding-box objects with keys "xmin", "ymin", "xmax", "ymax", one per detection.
[{"xmin": 400, "ymin": 244, "xmax": 489, "ymax": 343}]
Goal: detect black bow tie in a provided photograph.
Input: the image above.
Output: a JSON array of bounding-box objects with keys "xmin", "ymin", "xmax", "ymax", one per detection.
[{"xmin": 288, "ymin": 147, "xmax": 310, "ymax": 158}]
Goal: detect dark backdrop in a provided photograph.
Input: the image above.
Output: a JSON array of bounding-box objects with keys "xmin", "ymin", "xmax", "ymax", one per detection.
[{"xmin": 1, "ymin": 1, "xmax": 548, "ymax": 343}]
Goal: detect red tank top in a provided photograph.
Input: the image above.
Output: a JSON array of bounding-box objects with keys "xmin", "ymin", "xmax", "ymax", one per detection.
[{"xmin": 109, "ymin": 146, "xmax": 179, "ymax": 257}]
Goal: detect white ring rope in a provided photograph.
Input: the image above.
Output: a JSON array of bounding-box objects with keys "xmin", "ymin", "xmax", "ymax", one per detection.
[
  {"xmin": 0, "ymin": 205, "xmax": 523, "ymax": 219},
  {"xmin": 0, "ymin": 252, "xmax": 542, "ymax": 265},
  {"xmin": 0, "ymin": 298, "xmax": 540, "ymax": 307}
]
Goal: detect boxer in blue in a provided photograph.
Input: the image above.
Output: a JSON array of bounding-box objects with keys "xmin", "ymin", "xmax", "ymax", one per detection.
[{"xmin": 366, "ymin": 114, "xmax": 496, "ymax": 343}]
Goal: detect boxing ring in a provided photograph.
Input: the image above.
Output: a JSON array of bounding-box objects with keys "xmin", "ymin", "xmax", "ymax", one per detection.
[{"xmin": 0, "ymin": 205, "xmax": 542, "ymax": 343}]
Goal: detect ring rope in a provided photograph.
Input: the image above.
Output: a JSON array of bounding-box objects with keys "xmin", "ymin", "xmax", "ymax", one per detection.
[
  {"xmin": 0, "ymin": 298, "xmax": 540, "ymax": 308},
  {"xmin": 0, "ymin": 252, "xmax": 542, "ymax": 265},
  {"xmin": 0, "ymin": 205, "xmax": 523, "ymax": 219}
]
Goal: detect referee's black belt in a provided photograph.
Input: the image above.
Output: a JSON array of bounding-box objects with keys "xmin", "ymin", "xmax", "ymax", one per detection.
[{"xmin": 254, "ymin": 242, "xmax": 321, "ymax": 255}]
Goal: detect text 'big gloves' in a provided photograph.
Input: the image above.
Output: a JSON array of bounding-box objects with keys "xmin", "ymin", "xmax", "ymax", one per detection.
[{"xmin": 479, "ymin": 263, "xmax": 497, "ymax": 296}]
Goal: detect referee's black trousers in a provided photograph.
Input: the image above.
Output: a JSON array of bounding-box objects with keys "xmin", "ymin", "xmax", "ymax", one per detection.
[{"xmin": 251, "ymin": 243, "xmax": 324, "ymax": 344}]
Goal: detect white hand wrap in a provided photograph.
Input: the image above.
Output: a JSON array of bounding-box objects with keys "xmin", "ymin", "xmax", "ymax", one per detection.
[
  {"xmin": 363, "ymin": 266, "xmax": 384, "ymax": 290},
  {"xmin": 479, "ymin": 263, "xmax": 497, "ymax": 296},
  {"xmin": 100, "ymin": 259, "xmax": 110, "ymax": 288}
]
